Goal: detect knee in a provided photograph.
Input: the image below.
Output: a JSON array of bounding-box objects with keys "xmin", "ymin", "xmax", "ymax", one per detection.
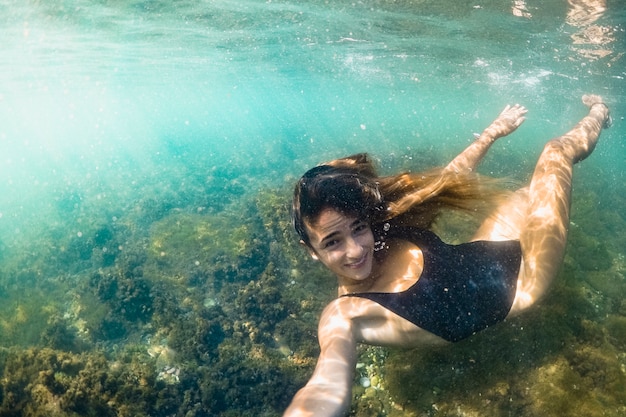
[
  {"xmin": 544, "ymin": 134, "xmax": 595, "ymax": 163},
  {"xmin": 542, "ymin": 138, "xmax": 567, "ymax": 155},
  {"xmin": 541, "ymin": 138, "xmax": 580, "ymax": 163}
]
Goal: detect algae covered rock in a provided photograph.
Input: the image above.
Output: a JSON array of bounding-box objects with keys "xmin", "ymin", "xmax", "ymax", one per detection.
[
  {"xmin": 144, "ymin": 206, "xmax": 270, "ymax": 289},
  {"xmin": 0, "ymin": 347, "xmax": 161, "ymax": 417}
]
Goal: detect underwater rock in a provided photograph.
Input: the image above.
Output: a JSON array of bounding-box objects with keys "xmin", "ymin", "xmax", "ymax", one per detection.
[
  {"xmin": 144, "ymin": 207, "xmax": 270, "ymax": 290},
  {"xmin": 65, "ymin": 234, "xmax": 94, "ymax": 261},
  {"xmin": 254, "ymin": 188, "xmax": 313, "ymax": 272},
  {"xmin": 93, "ymin": 226, "xmax": 114, "ymax": 246},
  {"xmin": 166, "ymin": 305, "xmax": 229, "ymax": 365},
  {"xmin": 90, "ymin": 269, "xmax": 154, "ymax": 323},
  {"xmin": 81, "ymin": 267, "xmax": 157, "ymax": 344},
  {"xmin": 40, "ymin": 316, "xmax": 87, "ymax": 353},
  {"xmin": 568, "ymin": 223, "xmax": 613, "ymax": 271},
  {"xmin": 275, "ymin": 316, "xmax": 320, "ymax": 359},
  {"xmin": 54, "ymin": 190, "xmax": 84, "ymax": 214},
  {"xmin": 235, "ymin": 263, "xmax": 290, "ymax": 343},
  {"xmin": 0, "ymin": 346, "xmax": 187, "ymax": 417},
  {"xmin": 95, "ymin": 314, "xmax": 128, "ymax": 340}
]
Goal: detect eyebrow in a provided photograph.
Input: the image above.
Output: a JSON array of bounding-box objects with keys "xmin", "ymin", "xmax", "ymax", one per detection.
[
  {"xmin": 320, "ymin": 230, "xmax": 339, "ymax": 243},
  {"xmin": 319, "ymin": 219, "xmax": 364, "ymax": 244}
]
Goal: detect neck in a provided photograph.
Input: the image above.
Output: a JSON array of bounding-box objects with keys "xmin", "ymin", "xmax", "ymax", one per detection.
[{"xmin": 338, "ymin": 278, "xmax": 373, "ymax": 296}]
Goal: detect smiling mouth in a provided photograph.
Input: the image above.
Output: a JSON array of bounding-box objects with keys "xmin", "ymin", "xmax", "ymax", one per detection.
[{"xmin": 346, "ymin": 253, "xmax": 368, "ymax": 269}]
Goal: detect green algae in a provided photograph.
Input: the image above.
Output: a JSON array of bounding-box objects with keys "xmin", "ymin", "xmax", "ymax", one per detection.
[
  {"xmin": 147, "ymin": 212, "xmax": 256, "ymax": 266},
  {"xmin": 143, "ymin": 206, "xmax": 270, "ymax": 294},
  {"xmin": 0, "ymin": 183, "xmax": 317, "ymax": 415},
  {"xmin": 0, "ymin": 290, "xmax": 66, "ymax": 348},
  {"xmin": 0, "ymin": 158, "xmax": 623, "ymax": 417},
  {"xmin": 0, "ymin": 346, "xmax": 171, "ymax": 417}
]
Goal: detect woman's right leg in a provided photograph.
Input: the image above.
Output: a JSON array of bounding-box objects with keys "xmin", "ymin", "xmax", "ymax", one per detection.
[{"xmin": 509, "ymin": 95, "xmax": 610, "ymax": 314}]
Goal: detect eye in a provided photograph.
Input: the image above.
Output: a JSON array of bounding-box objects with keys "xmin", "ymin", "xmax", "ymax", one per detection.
[
  {"xmin": 353, "ymin": 222, "xmax": 369, "ymax": 233},
  {"xmin": 323, "ymin": 239, "xmax": 339, "ymax": 249}
]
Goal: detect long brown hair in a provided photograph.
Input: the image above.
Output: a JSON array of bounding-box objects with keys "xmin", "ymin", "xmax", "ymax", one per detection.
[{"xmin": 293, "ymin": 153, "xmax": 508, "ymax": 246}]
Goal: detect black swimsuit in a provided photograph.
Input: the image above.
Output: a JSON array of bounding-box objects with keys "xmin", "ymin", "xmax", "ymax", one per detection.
[{"xmin": 342, "ymin": 226, "xmax": 521, "ymax": 342}]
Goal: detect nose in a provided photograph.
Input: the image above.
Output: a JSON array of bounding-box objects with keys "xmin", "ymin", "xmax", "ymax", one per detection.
[{"xmin": 345, "ymin": 237, "xmax": 364, "ymax": 260}]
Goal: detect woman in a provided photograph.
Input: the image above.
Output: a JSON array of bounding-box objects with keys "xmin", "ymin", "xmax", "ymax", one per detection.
[{"xmin": 284, "ymin": 95, "xmax": 611, "ymax": 417}]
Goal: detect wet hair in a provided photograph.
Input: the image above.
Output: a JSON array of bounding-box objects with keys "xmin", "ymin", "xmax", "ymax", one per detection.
[
  {"xmin": 293, "ymin": 153, "xmax": 510, "ymax": 247},
  {"xmin": 292, "ymin": 154, "xmax": 385, "ymax": 246}
]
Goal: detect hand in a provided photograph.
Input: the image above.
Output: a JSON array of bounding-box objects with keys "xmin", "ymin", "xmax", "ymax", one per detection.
[{"xmin": 485, "ymin": 104, "xmax": 527, "ymax": 139}]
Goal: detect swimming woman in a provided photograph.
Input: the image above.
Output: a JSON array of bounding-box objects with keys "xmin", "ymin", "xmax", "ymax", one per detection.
[{"xmin": 284, "ymin": 95, "xmax": 611, "ymax": 417}]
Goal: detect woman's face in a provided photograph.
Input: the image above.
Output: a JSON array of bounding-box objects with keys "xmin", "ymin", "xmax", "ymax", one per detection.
[{"xmin": 305, "ymin": 208, "xmax": 375, "ymax": 282}]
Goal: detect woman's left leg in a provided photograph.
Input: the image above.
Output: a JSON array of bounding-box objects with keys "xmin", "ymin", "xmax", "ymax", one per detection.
[{"xmin": 472, "ymin": 95, "xmax": 610, "ymax": 314}]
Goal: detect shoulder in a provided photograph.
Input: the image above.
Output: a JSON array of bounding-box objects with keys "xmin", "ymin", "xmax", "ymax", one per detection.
[
  {"xmin": 316, "ymin": 297, "xmax": 382, "ymax": 348},
  {"xmin": 318, "ymin": 297, "xmax": 390, "ymax": 333},
  {"xmin": 319, "ymin": 297, "xmax": 445, "ymax": 347},
  {"xmin": 320, "ymin": 296, "xmax": 377, "ymax": 322},
  {"xmin": 320, "ymin": 296, "xmax": 420, "ymax": 332}
]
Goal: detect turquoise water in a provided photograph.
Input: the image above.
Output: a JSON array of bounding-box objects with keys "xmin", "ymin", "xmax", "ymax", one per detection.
[{"xmin": 0, "ymin": 0, "xmax": 624, "ymax": 416}]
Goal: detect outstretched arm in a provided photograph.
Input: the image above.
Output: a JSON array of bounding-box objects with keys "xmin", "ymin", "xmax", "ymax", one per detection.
[
  {"xmin": 445, "ymin": 104, "xmax": 527, "ymax": 174},
  {"xmin": 283, "ymin": 303, "xmax": 358, "ymax": 417}
]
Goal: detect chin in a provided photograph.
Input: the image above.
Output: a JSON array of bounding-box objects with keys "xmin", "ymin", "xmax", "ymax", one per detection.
[{"xmin": 348, "ymin": 264, "xmax": 373, "ymax": 282}]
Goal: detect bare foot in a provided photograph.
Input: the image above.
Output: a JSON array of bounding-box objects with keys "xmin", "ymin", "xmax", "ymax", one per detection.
[{"xmin": 583, "ymin": 94, "xmax": 612, "ymax": 128}]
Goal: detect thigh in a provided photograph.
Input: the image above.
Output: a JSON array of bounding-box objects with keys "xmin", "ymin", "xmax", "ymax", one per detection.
[{"xmin": 471, "ymin": 187, "xmax": 529, "ymax": 242}]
